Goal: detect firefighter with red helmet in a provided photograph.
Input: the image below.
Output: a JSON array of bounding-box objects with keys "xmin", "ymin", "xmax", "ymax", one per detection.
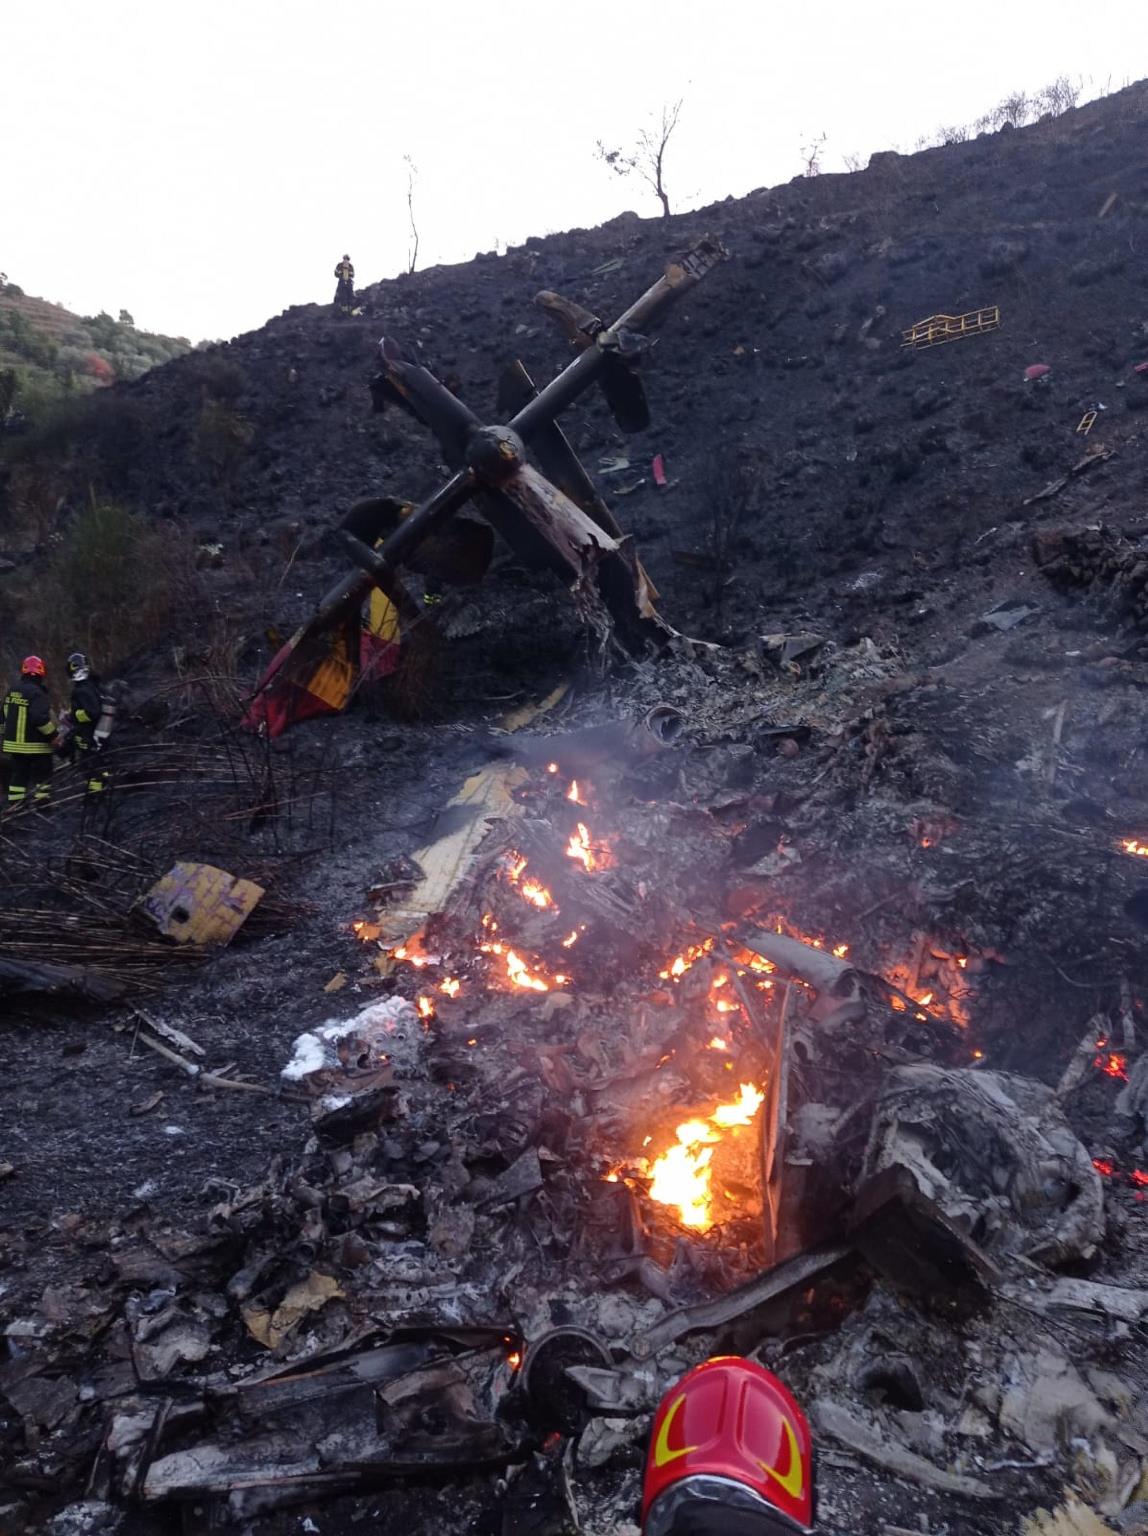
[{"xmin": 2, "ymin": 656, "xmax": 58, "ymax": 809}]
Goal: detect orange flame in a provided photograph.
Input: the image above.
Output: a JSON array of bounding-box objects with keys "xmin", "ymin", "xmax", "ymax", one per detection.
[
  {"xmin": 566, "ymin": 821, "xmax": 610, "ymax": 873},
  {"xmin": 567, "ymin": 779, "xmax": 584, "ymax": 805},
  {"xmin": 1094, "ymin": 1051, "xmax": 1129, "ymax": 1081},
  {"xmin": 658, "ymin": 938, "xmax": 715, "ymax": 981},
  {"xmin": 480, "ymin": 940, "xmax": 555, "ymax": 992},
  {"xmin": 1122, "ymin": 838, "xmax": 1148, "ymax": 858},
  {"xmin": 440, "ymin": 977, "xmax": 461, "ymax": 997},
  {"xmin": 645, "ymin": 1083, "xmax": 764, "ymax": 1230},
  {"xmin": 417, "ymin": 996, "xmax": 435, "ymax": 1019},
  {"xmin": 521, "ymin": 877, "xmax": 555, "ymax": 910}
]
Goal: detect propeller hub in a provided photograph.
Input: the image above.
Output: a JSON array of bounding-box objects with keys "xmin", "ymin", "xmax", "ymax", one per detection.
[{"xmin": 467, "ymin": 424, "xmax": 524, "ymax": 486}]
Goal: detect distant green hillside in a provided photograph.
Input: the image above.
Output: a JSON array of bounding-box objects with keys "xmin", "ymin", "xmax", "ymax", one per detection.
[{"xmin": 0, "ymin": 276, "xmax": 191, "ymax": 425}]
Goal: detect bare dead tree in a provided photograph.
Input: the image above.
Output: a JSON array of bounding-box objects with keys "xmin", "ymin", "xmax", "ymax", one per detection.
[
  {"xmin": 403, "ymin": 154, "xmax": 419, "ymax": 274},
  {"xmin": 596, "ymin": 98, "xmax": 683, "ymax": 217},
  {"xmin": 800, "ymin": 132, "xmax": 828, "ymax": 177}
]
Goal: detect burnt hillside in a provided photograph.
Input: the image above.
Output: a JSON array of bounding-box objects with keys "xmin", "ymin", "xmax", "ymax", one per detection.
[
  {"xmin": 7, "ymin": 78, "xmax": 1146, "ymax": 661},
  {"xmin": 6, "ymin": 81, "xmax": 1148, "ymax": 1536}
]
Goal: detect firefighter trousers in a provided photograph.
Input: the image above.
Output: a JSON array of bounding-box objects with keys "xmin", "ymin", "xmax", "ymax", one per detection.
[
  {"xmin": 4, "ymin": 752, "xmax": 53, "ymax": 806},
  {"xmin": 76, "ymin": 739, "xmax": 108, "ymax": 793}
]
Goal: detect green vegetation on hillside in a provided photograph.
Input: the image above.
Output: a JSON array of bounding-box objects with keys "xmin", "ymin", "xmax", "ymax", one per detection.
[{"xmin": 0, "ymin": 273, "xmax": 190, "ymax": 427}]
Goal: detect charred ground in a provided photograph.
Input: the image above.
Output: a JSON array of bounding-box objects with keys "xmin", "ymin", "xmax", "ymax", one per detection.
[{"xmin": 4, "ymin": 81, "xmax": 1148, "ymax": 1536}]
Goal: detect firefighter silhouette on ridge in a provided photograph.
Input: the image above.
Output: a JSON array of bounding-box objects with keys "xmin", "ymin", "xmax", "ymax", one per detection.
[{"xmin": 334, "ymin": 255, "xmax": 355, "ymax": 313}]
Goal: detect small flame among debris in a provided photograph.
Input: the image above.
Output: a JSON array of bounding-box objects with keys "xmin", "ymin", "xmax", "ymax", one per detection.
[
  {"xmin": 645, "ymin": 1082, "xmax": 765, "ymax": 1230},
  {"xmin": 1094, "ymin": 1051, "xmax": 1129, "ymax": 1081},
  {"xmin": 521, "ymin": 877, "xmax": 555, "ymax": 910},
  {"xmin": 658, "ymin": 938, "xmax": 715, "ymax": 981},
  {"xmin": 440, "ymin": 977, "xmax": 461, "ymax": 998},
  {"xmin": 708, "ymin": 1036, "xmax": 729, "ymax": 1051},
  {"xmin": 417, "ymin": 996, "xmax": 435, "ymax": 1020},
  {"xmin": 567, "ymin": 779, "xmax": 584, "ymax": 805},
  {"xmin": 502, "ymin": 851, "xmax": 558, "ymax": 911},
  {"xmin": 1121, "ymin": 838, "xmax": 1148, "ymax": 858},
  {"xmin": 566, "ymin": 821, "xmax": 610, "ymax": 873},
  {"xmin": 547, "ymin": 762, "xmax": 559, "ymax": 774},
  {"xmin": 480, "ymin": 940, "xmax": 556, "ymax": 992},
  {"xmin": 1094, "ymin": 1157, "xmax": 1116, "ymax": 1176},
  {"xmin": 562, "ymin": 926, "xmax": 585, "ymax": 948},
  {"xmin": 506, "ymin": 1349, "xmax": 522, "ymax": 1370}
]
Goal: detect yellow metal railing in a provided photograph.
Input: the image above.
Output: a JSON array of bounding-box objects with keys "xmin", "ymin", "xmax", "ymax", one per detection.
[{"xmin": 901, "ymin": 306, "xmax": 1001, "ymax": 349}]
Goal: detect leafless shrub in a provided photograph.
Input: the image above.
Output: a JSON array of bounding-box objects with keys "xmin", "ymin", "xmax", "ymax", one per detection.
[
  {"xmin": 1035, "ymin": 74, "xmax": 1082, "ymax": 115},
  {"xmin": 842, "ymin": 151, "xmax": 865, "ymax": 173},
  {"xmin": 800, "ymin": 131, "xmax": 828, "ymax": 177},
  {"xmin": 597, "ymin": 99, "xmax": 683, "ymax": 217},
  {"xmin": 403, "ymin": 154, "xmax": 419, "ymax": 274}
]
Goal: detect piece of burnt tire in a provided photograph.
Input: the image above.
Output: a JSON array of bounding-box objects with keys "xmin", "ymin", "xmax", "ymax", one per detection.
[
  {"xmin": 520, "ymin": 1326, "xmax": 613, "ymax": 1435},
  {"xmin": 644, "ymin": 705, "xmax": 684, "ymax": 745}
]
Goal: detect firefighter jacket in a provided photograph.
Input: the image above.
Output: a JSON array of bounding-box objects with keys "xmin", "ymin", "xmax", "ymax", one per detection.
[
  {"xmin": 3, "ymin": 678, "xmax": 57, "ymax": 754},
  {"xmin": 71, "ymin": 675, "xmax": 103, "ymax": 748},
  {"xmin": 335, "ymin": 260, "xmax": 354, "ymax": 283}
]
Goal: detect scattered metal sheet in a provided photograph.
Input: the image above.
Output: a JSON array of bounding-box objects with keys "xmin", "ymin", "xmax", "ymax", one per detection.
[
  {"xmin": 379, "ymin": 762, "xmax": 527, "ymax": 941},
  {"xmin": 849, "ymin": 1164, "xmax": 1000, "ymax": 1298},
  {"xmin": 138, "ymin": 862, "xmax": 264, "ymax": 946},
  {"xmin": 813, "ymin": 1398, "xmax": 997, "ymax": 1500},
  {"xmin": 630, "ymin": 1245, "xmax": 852, "ymax": 1359}
]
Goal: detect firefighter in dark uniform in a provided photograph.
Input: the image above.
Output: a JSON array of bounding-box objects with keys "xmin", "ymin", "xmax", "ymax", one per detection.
[
  {"xmin": 334, "ymin": 254, "xmax": 355, "ymax": 313},
  {"xmin": 2, "ymin": 656, "xmax": 57, "ymax": 809},
  {"xmin": 66, "ymin": 652, "xmax": 108, "ymax": 793}
]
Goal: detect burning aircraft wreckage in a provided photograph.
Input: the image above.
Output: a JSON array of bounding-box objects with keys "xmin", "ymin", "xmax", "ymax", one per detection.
[{"xmin": 8, "ymin": 242, "xmax": 1148, "ymax": 1536}]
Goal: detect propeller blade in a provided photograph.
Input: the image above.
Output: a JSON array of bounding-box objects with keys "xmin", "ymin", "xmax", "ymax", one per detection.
[
  {"xmin": 533, "ymin": 289, "xmax": 602, "ymax": 350},
  {"xmin": 598, "ymin": 347, "xmax": 651, "ymax": 434},
  {"xmin": 492, "ymin": 464, "xmax": 668, "ymax": 653},
  {"xmin": 341, "ymin": 497, "xmax": 493, "ymax": 586},
  {"xmin": 496, "ymin": 360, "xmax": 622, "ymax": 536},
  {"xmin": 371, "ymin": 336, "xmax": 479, "ymax": 466},
  {"xmin": 496, "ymin": 361, "xmax": 659, "ymax": 603}
]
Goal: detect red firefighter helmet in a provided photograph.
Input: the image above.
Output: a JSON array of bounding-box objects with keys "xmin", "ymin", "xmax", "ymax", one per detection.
[
  {"xmin": 20, "ymin": 655, "xmax": 47, "ymax": 678},
  {"xmin": 642, "ymin": 1357, "xmax": 814, "ymax": 1535}
]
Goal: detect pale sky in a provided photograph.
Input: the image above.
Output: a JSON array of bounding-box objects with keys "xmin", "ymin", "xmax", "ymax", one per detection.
[{"xmin": 3, "ymin": 0, "xmax": 1144, "ymax": 343}]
